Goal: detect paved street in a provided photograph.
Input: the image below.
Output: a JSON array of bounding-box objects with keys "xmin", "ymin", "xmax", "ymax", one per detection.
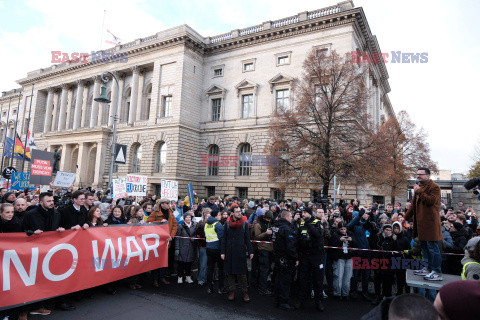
[{"xmin": 33, "ymin": 274, "xmax": 374, "ymax": 320}]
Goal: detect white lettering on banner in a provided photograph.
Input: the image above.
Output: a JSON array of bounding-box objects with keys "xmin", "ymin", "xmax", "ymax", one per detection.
[
  {"xmin": 2, "ymin": 248, "xmax": 39, "ymax": 291},
  {"xmin": 42, "ymin": 244, "xmax": 78, "ymax": 282},
  {"xmin": 125, "ymin": 236, "xmax": 143, "ymax": 266},
  {"xmin": 91, "ymin": 238, "xmax": 123, "ymax": 272},
  {"xmin": 141, "ymin": 234, "xmax": 160, "ymax": 260}
]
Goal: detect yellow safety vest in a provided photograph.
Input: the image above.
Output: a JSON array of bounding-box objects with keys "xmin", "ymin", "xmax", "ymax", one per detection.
[
  {"xmin": 462, "ymin": 261, "xmax": 480, "ymax": 280},
  {"xmin": 205, "ymin": 221, "xmax": 219, "ymax": 243}
]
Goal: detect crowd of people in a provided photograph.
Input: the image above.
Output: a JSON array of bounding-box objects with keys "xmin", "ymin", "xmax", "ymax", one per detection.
[{"xmin": 0, "ymin": 174, "xmax": 479, "ymax": 320}]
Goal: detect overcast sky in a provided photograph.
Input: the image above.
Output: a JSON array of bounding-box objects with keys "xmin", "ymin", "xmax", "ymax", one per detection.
[{"xmin": 0, "ymin": 0, "xmax": 478, "ymax": 174}]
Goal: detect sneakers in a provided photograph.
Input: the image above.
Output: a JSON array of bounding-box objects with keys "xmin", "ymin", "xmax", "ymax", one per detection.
[
  {"xmin": 424, "ymin": 271, "xmax": 443, "ymax": 281},
  {"xmin": 322, "ymin": 290, "xmax": 328, "ymax": 299},
  {"xmin": 30, "ymin": 308, "xmax": 52, "ymax": 315},
  {"xmin": 185, "ymin": 276, "xmax": 194, "ymax": 284},
  {"xmin": 177, "ymin": 277, "xmax": 183, "ymax": 284},
  {"xmin": 414, "ymin": 267, "xmax": 430, "ymax": 276}
]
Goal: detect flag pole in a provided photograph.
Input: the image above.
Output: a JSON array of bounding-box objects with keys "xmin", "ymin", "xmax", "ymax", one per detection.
[
  {"xmin": 1, "ymin": 95, "xmax": 13, "ymax": 173},
  {"xmin": 100, "ymin": 10, "xmax": 106, "ymax": 50},
  {"xmin": 21, "ymin": 84, "xmax": 34, "ymax": 172},
  {"xmin": 9, "ymin": 93, "xmax": 22, "ymax": 168}
]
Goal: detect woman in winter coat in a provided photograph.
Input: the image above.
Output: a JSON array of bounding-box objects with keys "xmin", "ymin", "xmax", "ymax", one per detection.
[
  {"xmin": 330, "ymin": 222, "xmax": 356, "ymax": 299},
  {"xmin": 0, "ymin": 203, "xmax": 22, "ymax": 233},
  {"xmin": 447, "ymin": 222, "xmax": 469, "ymax": 275},
  {"xmin": 193, "ymin": 208, "xmax": 211, "ymax": 285},
  {"xmin": 175, "ymin": 212, "xmax": 197, "ymax": 284},
  {"xmin": 461, "ymin": 236, "xmax": 480, "ymax": 280},
  {"xmin": 105, "ymin": 206, "xmax": 127, "ymax": 225}
]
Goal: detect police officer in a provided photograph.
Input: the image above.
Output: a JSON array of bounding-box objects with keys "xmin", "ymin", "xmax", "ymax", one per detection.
[
  {"xmin": 296, "ymin": 207, "xmax": 325, "ymax": 311},
  {"xmin": 272, "ymin": 210, "xmax": 298, "ymax": 311}
]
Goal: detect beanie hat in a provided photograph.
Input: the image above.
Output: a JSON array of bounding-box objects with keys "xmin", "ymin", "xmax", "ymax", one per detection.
[
  {"xmin": 379, "ymin": 214, "xmax": 389, "ymax": 220},
  {"xmin": 392, "ymin": 221, "xmax": 402, "ymax": 232},
  {"xmin": 452, "ymin": 222, "xmax": 463, "ymax": 231},
  {"xmin": 248, "ymin": 201, "xmax": 255, "ymax": 208},
  {"xmin": 439, "ymin": 280, "xmax": 480, "ymax": 320},
  {"xmin": 264, "ymin": 210, "xmax": 274, "ymax": 220},
  {"xmin": 3, "ymin": 192, "xmax": 14, "ymax": 203},
  {"xmin": 183, "ymin": 212, "xmax": 193, "ymax": 219},
  {"xmin": 382, "ymin": 224, "xmax": 392, "ymax": 231}
]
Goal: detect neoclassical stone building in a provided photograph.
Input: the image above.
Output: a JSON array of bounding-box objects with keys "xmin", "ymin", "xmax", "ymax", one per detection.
[{"xmin": 0, "ymin": 1, "xmax": 398, "ymax": 203}]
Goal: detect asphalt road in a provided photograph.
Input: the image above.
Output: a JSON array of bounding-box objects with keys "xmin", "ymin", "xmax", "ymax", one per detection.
[{"xmin": 27, "ymin": 274, "xmax": 375, "ymax": 320}]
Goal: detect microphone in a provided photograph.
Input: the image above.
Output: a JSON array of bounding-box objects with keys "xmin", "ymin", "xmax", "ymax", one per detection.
[{"xmin": 415, "ymin": 179, "xmax": 419, "ymax": 184}]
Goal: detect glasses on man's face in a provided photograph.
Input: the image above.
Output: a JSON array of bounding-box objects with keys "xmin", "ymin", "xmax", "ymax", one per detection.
[
  {"xmin": 78, "ymin": 198, "xmax": 85, "ymax": 201},
  {"xmin": 417, "ymin": 173, "xmax": 428, "ymax": 176}
]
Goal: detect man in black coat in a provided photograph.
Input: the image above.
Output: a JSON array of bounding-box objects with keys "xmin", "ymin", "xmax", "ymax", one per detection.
[
  {"xmin": 59, "ymin": 190, "xmax": 89, "ymax": 230},
  {"xmin": 22, "ymin": 192, "xmax": 65, "ymax": 235},
  {"xmin": 220, "ymin": 205, "xmax": 253, "ymax": 303},
  {"xmin": 13, "ymin": 198, "xmax": 28, "ymax": 223},
  {"xmin": 296, "ymin": 208, "xmax": 325, "ymax": 311},
  {"xmin": 272, "ymin": 210, "xmax": 298, "ymax": 311},
  {"xmin": 392, "ymin": 221, "xmax": 411, "ymax": 295}
]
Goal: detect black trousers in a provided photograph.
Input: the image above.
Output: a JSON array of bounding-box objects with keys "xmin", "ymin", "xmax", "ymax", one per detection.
[
  {"xmin": 258, "ymin": 250, "xmax": 273, "ymax": 291},
  {"xmin": 374, "ymin": 271, "xmax": 394, "ymax": 297},
  {"xmin": 274, "ymin": 258, "xmax": 295, "ymax": 305},
  {"xmin": 206, "ymin": 248, "xmax": 224, "ymax": 290},
  {"xmin": 177, "ymin": 261, "xmax": 193, "ymax": 277},
  {"xmin": 298, "ymin": 253, "xmax": 324, "ymax": 302},
  {"xmin": 395, "ymin": 269, "xmax": 407, "ymax": 295}
]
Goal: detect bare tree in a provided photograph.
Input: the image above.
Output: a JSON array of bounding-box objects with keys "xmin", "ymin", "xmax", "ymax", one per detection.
[{"xmin": 267, "ymin": 50, "xmax": 373, "ymax": 197}]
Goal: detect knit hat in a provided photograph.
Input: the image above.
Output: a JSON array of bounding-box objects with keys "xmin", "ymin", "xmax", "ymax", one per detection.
[
  {"xmin": 465, "ymin": 236, "xmax": 480, "ymax": 252},
  {"xmin": 379, "ymin": 214, "xmax": 389, "ymax": 220},
  {"xmin": 452, "ymin": 222, "xmax": 463, "ymax": 231},
  {"xmin": 159, "ymin": 198, "xmax": 170, "ymax": 204},
  {"xmin": 439, "ymin": 280, "xmax": 480, "ymax": 320},
  {"xmin": 392, "ymin": 221, "xmax": 402, "ymax": 232},
  {"xmin": 248, "ymin": 201, "xmax": 255, "ymax": 208},
  {"xmin": 3, "ymin": 192, "xmax": 14, "ymax": 203},
  {"xmin": 183, "ymin": 212, "xmax": 193, "ymax": 219},
  {"xmin": 264, "ymin": 210, "xmax": 274, "ymax": 220},
  {"xmin": 382, "ymin": 224, "xmax": 392, "ymax": 231}
]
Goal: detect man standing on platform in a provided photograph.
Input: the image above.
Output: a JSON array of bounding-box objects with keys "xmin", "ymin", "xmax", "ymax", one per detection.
[{"xmin": 405, "ymin": 167, "xmax": 443, "ymax": 281}]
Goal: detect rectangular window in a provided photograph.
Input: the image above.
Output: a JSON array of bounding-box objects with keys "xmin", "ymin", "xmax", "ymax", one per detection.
[
  {"xmin": 213, "ymin": 68, "xmax": 223, "ymax": 77},
  {"xmin": 242, "ymin": 94, "xmax": 253, "ymax": 118},
  {"xmin": 243, "ymin": 62, "xmax": 254, "ymax": 72},
  {"xmin": 237, "ymin": 187, "xmax": 248, "ymax": 199},
  {"xmin": 277, "ymin": 56, "xmax": 289, "ymax": 65},
  {"xmin": 211, "ymin": 98, "xmax": 221, "ymax": 121},
  {"xmin": 275, "ymin": 89, "xmax": 290, "ymax": 112},
  {"xmin": 271, "ymin": 188, "xmax": 285, "ymax": 201},
  {"xmin": 162, "ymin": 95, "xmax": 172, "ymax": 117},
  {"xmin": 207, "ymin": 186, "xmax": 215, "ymax": 198},
  {"xmin": 316, "ymin": 48, "xmax": 328, "ymax": 57}
]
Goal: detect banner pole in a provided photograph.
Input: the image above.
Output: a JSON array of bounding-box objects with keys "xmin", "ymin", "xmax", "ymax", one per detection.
[
  {"xmin": 10, "ymin": 93, "xmax": 22, "ymax": 168},
  {"xmin": 1, "ymin": 96, "xmax": 13, "ymax": 173},
  {"xmin": 21, "ymin": 84, "xmax": 34, "ymax": 172}
]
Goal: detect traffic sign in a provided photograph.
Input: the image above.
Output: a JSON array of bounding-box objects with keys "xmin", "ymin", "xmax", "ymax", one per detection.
[
  {"xmin": 457, "ymin": 201, "xmax": 464, "ymax": 207},
  {"xmin": 114, "ymin": 144, "xmax": 127, "ymax": 164}
]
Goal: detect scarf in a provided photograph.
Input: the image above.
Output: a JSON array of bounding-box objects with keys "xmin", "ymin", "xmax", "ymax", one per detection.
[
  {"xmin": 161, "ymin": 207, "xmax": 170, "ymax": 220},
  {"xmin": 228, "ymin": 217, "xmax": 244, "ymax": 229}
]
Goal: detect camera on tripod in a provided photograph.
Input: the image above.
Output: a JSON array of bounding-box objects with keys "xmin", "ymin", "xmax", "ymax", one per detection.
[{"xmin": 464, "ymin": 177, "xmax": 480, "ymax": 195}]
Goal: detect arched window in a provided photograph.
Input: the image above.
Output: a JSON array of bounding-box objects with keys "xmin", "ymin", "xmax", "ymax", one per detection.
[
  {"xmin": 143, "ymin": 84, "xmax": 152, "ymax": 120},
  {"xmin": 273, "ymin": 143, "xmax": 289, "ymax": 177},
  {"xmin": 155, "ymin": 142, "xmax": 167, "ymax": 173},
  {"xmin": 207, "ymin": 144, "xmax": 219, "ymax": 176},
  {"xmin": 132, "ymin": 144, "xmax": 142, "ymax": 173},
  {"xmin": 238, "ymin": 143, "xmax": 252, "ymax": 176}
]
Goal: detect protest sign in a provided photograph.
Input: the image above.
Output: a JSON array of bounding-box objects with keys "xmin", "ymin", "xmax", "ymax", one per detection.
[
  {"xmin": 125, "ymin": 174, "xmax": 148, "ymax": 196},
  {"xmin": 53, "ymin": 171, "xmax": 76, "ymax": 188},
  {"xmin": 0, "ymin": 224, "xmax": 169, "ymax": 310},
  {"xmin": 29, "ymin": 149, "xmax": 54, "ymax": 185},
  {"xmin": 113, "ymin": 178, "xmax": 128, "ymax": 200},
  {"xmin": 187, "ymin": 182, "xmax": 196, "ymax": 205},
  {"xmin": 161, "ymin": 179, "xmax": 178, "ymax": 201},
  {"xmin": 11, "ymin": 172, "xmax": 36, "ymax": 190}
]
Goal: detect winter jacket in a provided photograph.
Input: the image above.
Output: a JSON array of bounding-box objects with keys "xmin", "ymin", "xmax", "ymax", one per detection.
[
  {"xmin": 376, "ymin": 233, "xmax": 396, "ymax": 275},
  {"xmin": 461, "ymin": 237, "xmax": 480, "ymax": 281},
  {"xmin": 205, "ymin": 216, "xmax": 223, "ymax": 250},
  {"xmin": 254, "ymin": 215, "xmax": 273, "ymax": 252},
  {"xmin": 147, "ymin": 208, "xmax": 178, "ymax": 245},
  {"xmin": 221, "ymin": 220, "xmax": 253, "ymax": 274},
  {"xmin": 0, "ymin": 216, "xmax": 22, "ymax": 233},
  {"xmin": 348, "ymin": 212, "xmax": 375, "ymax": 250},
  {"xmin": 330, "ymin": 229, "xmax": 356, "ymax": 260},
  {"xmin": 272, "ymin": 218, "xmax": 298, "ymax": 261},
  {"xmin": 22, "ymin": 205, "xmax": 61, "ymax": 234},
  {"xmin": 175, "ymin": 222, "xmax": 197, "ymax": 262},
  {"xmin": 450, "ymin": 227, "xmax": 469, "ymax": 253},
  {"xmin": 441, "ymin": 226, "xmax": 454, "ymax": 250},
  {"xmin": 59, "ymin": 204, "xmax": 89, "ymax": 229}
]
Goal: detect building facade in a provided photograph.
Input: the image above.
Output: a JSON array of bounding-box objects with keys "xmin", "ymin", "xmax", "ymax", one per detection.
[{"xmin": 1, "ymin": 1, "xmax": 398, "ymax": 203}]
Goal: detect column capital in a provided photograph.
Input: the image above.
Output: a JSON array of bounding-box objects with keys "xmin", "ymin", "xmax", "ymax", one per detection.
[
  {"xmin": 47, "ymin": 87, "xmax": 55, "ymax": 93},
  {"xmin": 76, "ymin": 79, "xmax": 85, "ymax": 87},
  {"xmin": 60, "ymin": 83, "xmax": 70, "ymax": 90},
  {"xmin": 131, "ymin": 66, "xmax": 140, "ymax": 74},
  {"xmin": 93, "ymin": 75, "xmax": 102, "ymax": 83}
]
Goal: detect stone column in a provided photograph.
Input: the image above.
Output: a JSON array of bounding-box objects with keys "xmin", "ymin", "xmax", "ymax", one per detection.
[
  {"xmin": 59, "ymin": 143, "xmax": 73, "ymax": 172},
  {"xmin": 128, "ymin": 66, "xmax": 140, "ymax": 125},
  {"xmin": 75, "ymin": 142, "xmax": 89, "ymax": 187},
  {"xmin": 80, "ymin": 82, "xmax": 89, "ymax": 127},
  {"xmin": 116, "ymin": 75, "xmax": 125, "ymax": 123},
  {"xmin": 65, "ymin": 87, "xmax": 74, "ymax": 129},
  {"xmin": 93, "ymin": 139, "xmax": 108, "ymax": 189},
  {"xmin": 73, "ymin": 80, "xmax": 84, "ymax": 130},
  {"xmin": 51, "ymin": 90, "xmax": 59, "ymax": 131},
  {"xmin": 57, "ymin": 84, "xmax": 68, "ymax": 131},
  {"xmin": 90, "ymin": 76, "xmax": 101, "ymax": 128},
  {"xmin": 108, "ymin": 73, "xmax": 119, "ymax": 127},
  {"xmin": 136, "ymin": 70, "xmax": 145, "ymax": 121},
  {"xmin": 43, "ymin": 88, "xmax": 54, "ymax": 133}
]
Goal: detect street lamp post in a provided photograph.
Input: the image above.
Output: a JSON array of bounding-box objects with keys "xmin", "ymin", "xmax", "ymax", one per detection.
[{"xmin": 94, "ymin": 71, "xmax": 119, "ymax": 192}]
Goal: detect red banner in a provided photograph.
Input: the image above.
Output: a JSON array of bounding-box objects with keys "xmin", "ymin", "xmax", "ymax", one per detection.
[{"xmin": 0, "ymin": 224, "xmax": 169, "ymax": 309}]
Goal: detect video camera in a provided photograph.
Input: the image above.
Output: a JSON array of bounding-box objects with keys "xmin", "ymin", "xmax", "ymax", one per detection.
[{"xmin": 464, "ymin": 177, "xmax": 480, "ymax": 195}]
